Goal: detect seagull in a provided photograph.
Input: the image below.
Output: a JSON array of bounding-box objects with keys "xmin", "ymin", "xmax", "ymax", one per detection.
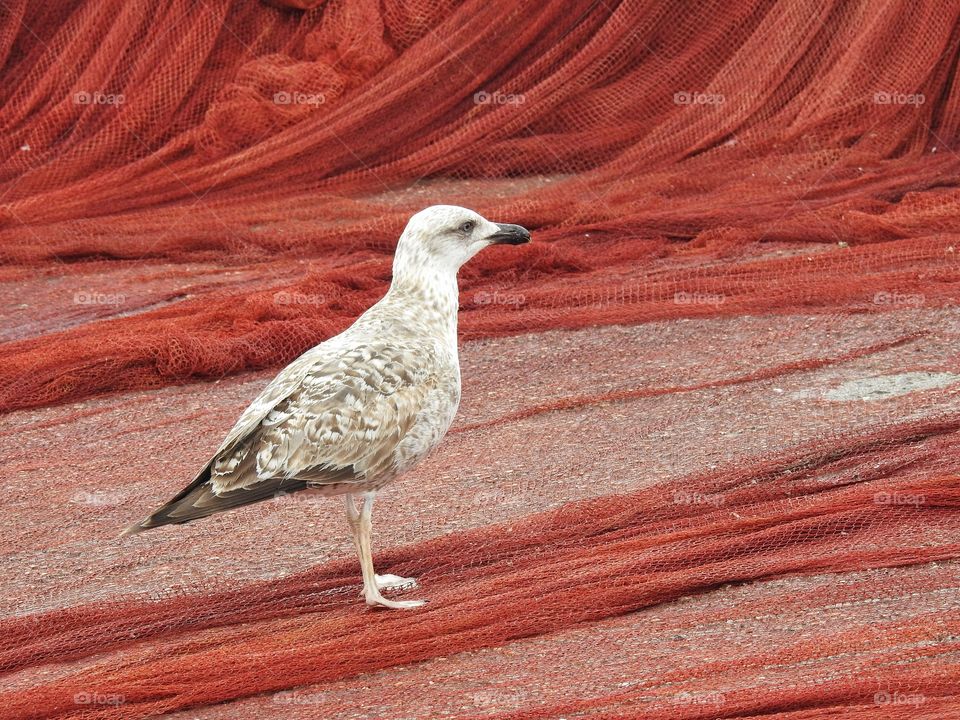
[{"xmin": 122, "ymin": 205, "xmax": 530, "ymax": 609}]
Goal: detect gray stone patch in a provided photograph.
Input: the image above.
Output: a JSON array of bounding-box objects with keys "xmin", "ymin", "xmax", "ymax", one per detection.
[{"xmin": 819, "ymin": 372, "xmax": 960, "ymax": 401}]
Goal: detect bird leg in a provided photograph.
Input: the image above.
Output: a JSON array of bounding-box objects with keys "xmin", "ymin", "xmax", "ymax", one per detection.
[{"xmin": 343, "ymin": 493, "xmax": 424, "ymax": 609}]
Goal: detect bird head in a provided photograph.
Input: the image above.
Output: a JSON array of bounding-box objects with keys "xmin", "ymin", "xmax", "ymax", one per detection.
[{"xmin": 393, "ymin": 205, "xmax": 530, "ymax": 278}]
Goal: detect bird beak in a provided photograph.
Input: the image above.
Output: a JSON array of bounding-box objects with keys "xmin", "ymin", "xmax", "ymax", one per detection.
[{"xmin": 486, "ymin": 223, "xmax": 531, "ymax": 245}]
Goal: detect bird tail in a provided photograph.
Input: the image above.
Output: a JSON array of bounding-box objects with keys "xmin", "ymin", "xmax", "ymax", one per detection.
[
  {"xmin": 119, "ymin": 522, "xmax": 149, "ymax": 538},
  {"xmin": 118, "ymin": 460, "xmax": 313, "ymax": 538},
  {"xmin": 118, "ymin": 462, "xmax": 217, "ymax": 538}
]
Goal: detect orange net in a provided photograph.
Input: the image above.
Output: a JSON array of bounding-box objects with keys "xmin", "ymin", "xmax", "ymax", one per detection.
[{"xmin": 2, "ymin": 0, "xmax": 960, "ymax": 717}]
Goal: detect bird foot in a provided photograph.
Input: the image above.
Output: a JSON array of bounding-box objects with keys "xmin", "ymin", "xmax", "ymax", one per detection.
[
  {"xmin": 361, "ymin": 574, "xmax": 425, "ymax": 609},
  {"xmin": 365, "ymin": 594, "xmax": 428, "ymax": 610},
  {"xmin": 375, "ymin": 573, "xmax": 418, "ymax": 591}
]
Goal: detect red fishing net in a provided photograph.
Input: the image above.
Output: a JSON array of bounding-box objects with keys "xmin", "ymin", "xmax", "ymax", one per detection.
[{"xmin": 2, "ymin": 0, "xmax": 960, "ymax": 718}]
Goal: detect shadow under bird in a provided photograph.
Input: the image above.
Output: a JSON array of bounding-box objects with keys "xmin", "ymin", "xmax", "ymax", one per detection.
[{"xmin": 122, "ymin": 205, "xmax": 531, "ymax": 609}]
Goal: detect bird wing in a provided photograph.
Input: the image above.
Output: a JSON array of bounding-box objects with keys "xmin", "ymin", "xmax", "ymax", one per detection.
[
  {"xmin": 214, "ymin": 341, "xmax": 447, "ymax": 491},
  {"xmin": 124, "ymin": 340, "xmax": 452, "ymax": 533},
  {"xmin": 214, "ymin": 349, "xmax": 327, "ymax": 459}
]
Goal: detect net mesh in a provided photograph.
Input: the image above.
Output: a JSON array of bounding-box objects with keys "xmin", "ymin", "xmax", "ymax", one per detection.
[{"xmin": 2, "ymin": 0, "xmax": 960, "ymax": 717}]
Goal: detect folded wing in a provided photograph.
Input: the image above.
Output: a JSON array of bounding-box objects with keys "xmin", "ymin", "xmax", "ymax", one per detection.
[{"xmin": 123, "ymin": 341, "xmax": 445, "ymax": 533}]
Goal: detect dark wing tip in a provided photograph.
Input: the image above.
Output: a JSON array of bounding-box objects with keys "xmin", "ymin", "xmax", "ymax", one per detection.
[
  {"xmin": 118, "ymin": 474, "xmax": 316, "ymax": 539},
  {"xmin": 118, "ymin": 520, "xmax": 150, "ymax": 538}
]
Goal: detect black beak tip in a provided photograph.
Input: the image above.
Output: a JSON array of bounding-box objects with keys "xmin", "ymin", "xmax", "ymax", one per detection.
[{"xmin": 489, "ymin": 223, "xmax": 531, "ymax": 245}]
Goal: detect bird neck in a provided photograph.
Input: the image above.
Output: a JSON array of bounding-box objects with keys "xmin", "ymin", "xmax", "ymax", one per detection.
[{"xmin": 386, "ymin": 265, "xmax": 461, "ymax": 348}]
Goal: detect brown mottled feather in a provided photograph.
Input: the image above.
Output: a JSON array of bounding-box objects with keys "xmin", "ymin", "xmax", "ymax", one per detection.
[{"xmin": 123, "ymin": 339, "xmax": 457, "ymax": 534}]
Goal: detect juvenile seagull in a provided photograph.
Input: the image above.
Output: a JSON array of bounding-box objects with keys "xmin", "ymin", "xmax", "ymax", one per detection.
[{"xmin": 122, "ymin": 205, "xmax": 530, "ymax": 609}]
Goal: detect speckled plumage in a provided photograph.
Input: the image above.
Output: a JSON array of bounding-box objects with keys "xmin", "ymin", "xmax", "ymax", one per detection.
[{"xmin": 122, "ymin": 205, "xmax": 530, "ymax": 608}]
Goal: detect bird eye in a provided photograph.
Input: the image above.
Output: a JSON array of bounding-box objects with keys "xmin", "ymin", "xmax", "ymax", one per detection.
[{"xmin": 459, "ymin": 220, "xmax": 475, "ymax": 233}]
